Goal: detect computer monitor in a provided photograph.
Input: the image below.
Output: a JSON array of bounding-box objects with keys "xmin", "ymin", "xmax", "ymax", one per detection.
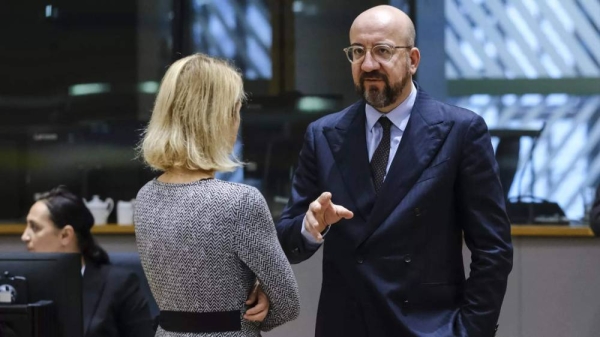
[{"xmin": 0, "ymin": 253, "xmax": 83, "ymax": 337}]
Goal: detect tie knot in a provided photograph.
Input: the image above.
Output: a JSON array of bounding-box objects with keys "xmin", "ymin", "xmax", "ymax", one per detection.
[{"xmin": 378, "ymin": 117, "xmax": 392, "ymax": 130}]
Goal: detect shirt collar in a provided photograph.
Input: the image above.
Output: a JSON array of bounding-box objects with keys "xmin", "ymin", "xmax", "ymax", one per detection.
[{"xmin": 365, "ymin": 81, "xmax": 417, "ymax": 132}]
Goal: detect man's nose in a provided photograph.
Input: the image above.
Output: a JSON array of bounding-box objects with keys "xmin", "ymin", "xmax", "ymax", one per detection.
[
  {"xmin": 21, "ymin": 230, "xmax": 29, "ymax": 242},
  {"xmin": 361, "ymin": 51, "xmax": 380, "ymax": 72}
]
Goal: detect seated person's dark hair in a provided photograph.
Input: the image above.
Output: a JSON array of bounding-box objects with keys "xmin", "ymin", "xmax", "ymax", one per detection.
[{"xmin": 36, "ymin": 186, "xmax": 109, "ymax": 265}]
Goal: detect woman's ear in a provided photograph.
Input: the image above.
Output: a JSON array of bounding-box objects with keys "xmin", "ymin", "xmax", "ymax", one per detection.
[{"xmin": 60, "ymin": 225, "xmax": 76, "ymax": 247}]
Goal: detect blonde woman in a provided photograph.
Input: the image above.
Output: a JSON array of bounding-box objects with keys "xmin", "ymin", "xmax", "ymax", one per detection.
[{"xmin": 134, "ymin": 53, "xmax": 300, "ymax": 336}]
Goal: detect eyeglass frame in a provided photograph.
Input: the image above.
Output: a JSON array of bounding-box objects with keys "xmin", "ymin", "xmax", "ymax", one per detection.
[{"xmin": 342, "ymin": 44, "xmax": 413, "ymax": 63}]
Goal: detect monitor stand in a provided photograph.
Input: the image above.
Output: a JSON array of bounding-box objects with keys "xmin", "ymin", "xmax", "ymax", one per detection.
[{"xmin": 0, "ymin": 300, "xmax": 55, "ymax": 337}]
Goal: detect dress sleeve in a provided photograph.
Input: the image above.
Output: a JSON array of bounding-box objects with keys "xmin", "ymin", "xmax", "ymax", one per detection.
[{"xmin": 233, "ymin": 188, "xmax": 301, "ymax": 331}]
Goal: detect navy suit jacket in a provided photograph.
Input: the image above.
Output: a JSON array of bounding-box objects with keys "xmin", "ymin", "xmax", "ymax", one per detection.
[
  {"xmin": 83, "ymin": 263, "xmax": 155, "ymax": 337},
  {"xmin": 277, "ymin": 85, "xmax": 513, "ymax": 337}
]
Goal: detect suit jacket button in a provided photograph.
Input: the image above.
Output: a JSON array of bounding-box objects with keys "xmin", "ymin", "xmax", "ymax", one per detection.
[
  {"xmin": 401, "ymin": 299, "xmax": 410, "ymax": 315},
  {"xmin": 414, "ymin": 208, "xmax": 421, "ymax": 216},
  {"xmin": 291, "ymin": 247, "xmax": 300, "ymax": 255},
  {"xmin": 356, "ymin": 256, "xmax": 364, "ymax": 264},
  {"xmin": 404, "ymin": 255, "xmax": 412, "ymax": 263}
]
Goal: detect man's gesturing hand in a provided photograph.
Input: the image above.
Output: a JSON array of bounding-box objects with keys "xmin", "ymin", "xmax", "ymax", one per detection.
[{"xmin": 304, "ymin": 192, "xmax": 354, "ymax": 241}]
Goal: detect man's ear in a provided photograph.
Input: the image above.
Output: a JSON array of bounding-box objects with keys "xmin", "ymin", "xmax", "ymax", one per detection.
[
  {"xmin": 60, "ymin": 225, "xmax": 76, "ymax": 247},
  {"xmin": 409, "ymin": 47, "xmax": 420, "ymax": 74}
]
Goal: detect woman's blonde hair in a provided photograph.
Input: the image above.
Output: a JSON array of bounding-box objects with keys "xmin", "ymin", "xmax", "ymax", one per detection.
[{"xmin": 140, "ymin": 53, "xmax": 246, "ymax": 172}]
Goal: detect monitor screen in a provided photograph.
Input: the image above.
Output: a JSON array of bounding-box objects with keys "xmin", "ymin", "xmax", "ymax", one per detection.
[{"xmin": 0, "ymin": 253, "xmax": 83, "ymax": 337}]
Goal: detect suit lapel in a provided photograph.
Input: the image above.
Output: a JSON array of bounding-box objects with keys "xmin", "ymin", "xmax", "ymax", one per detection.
[
  {"xmin": 356, "ymin": 89, "xmax": 454, "ymax": 248},
  {"xmin": 82, "ymin": 263, "xmax": 107, "ymax": 337},
  {"xmin": 324, "ymin": 102, "xmax": 377, "ymax": 221}
]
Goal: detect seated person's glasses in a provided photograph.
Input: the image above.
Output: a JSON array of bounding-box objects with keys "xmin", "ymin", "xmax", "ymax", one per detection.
[{"xmin": 343, "ymin": 45, "xmax": 412, "ymax": 63}]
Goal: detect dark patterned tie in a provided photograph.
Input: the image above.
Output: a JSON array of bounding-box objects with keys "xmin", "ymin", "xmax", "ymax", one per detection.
[{"xmin": 370, "ymin": 116, "xmax": 393, "ymax": 193}]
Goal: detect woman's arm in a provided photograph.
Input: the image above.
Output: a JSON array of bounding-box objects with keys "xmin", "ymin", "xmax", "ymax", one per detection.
[{"xmin": 234, "ymin": 188, "xmax": 301, "ymax": 331}]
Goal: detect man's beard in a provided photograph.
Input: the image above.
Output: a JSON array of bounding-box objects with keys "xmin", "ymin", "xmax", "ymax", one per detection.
[{"xmin": 355, "ymin": 71, "xmax": 410, "ymax": 109}]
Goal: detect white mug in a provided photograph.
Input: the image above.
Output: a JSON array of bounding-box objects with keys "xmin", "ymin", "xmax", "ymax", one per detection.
[{"xmin": 117, "ymin": 200, "xmax": 135, "ymax": 226}]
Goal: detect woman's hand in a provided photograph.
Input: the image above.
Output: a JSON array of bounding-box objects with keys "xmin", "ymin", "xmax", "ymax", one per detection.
[{"xmin": 244, "ymin": 283, "xmax": 270, "ymax": 322}]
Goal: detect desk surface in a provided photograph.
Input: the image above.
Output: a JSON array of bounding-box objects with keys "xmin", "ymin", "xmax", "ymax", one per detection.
[
  {"xmin": 510, "ymin": 224, "xmax": 594, "ymax": 237},
  {"xmin": 0, "ymin": 224, "xmax": 595, "ymax": 237},
  {"xmin": 0, "ymin": 224, "xmax": 136, "ymax": 235}
]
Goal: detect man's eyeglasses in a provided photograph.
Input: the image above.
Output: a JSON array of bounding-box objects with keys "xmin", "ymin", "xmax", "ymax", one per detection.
[{"xmin": 343, "ymin": 45, "xmax": 412, "ymax": 63}]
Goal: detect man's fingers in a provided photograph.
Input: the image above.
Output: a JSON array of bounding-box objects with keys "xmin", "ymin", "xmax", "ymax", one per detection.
[
  {"xmin": 320, "ymin": 204, "xmax": 354, "ymax": 226},
  {"xmin": 304, "ymin": 214, "xmax": 324, "ymax": 241},
  {"xmin": 316, "ymin": 192, "xmax": 332, "ymax": 205},
  {"xmin": 305, "ymin": 211, "xmax": 320, "ymax": 229},
  {"xmin": 309, "ymin": 201, "xmax": 322, "ymax": 214},
  {"xmin": 307, "ymin": 192, "xmax": 353, "ymax": 237},
  {"xmin": 334, "ymin": 205, "xmax": 354, "ymax": 220}
]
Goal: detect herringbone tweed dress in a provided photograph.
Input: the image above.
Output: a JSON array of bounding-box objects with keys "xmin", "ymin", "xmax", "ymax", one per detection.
[{"xmin": 135, "ymin": 178, "xmax": 300, "ymax": 336}]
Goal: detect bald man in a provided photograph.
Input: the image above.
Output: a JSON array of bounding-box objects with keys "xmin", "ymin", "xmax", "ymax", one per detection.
[{"xmin": 276, "ymin": 5, "xmax": 513, "ymax": 337}]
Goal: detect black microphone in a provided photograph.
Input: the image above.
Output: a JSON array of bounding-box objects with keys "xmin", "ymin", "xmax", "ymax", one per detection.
[
  {"xmin": 513, "ymin": 122, "xmax": 546, "ymax": 223},
  {"xmin": 505, "ymin": 122, "xmax": 567, "ymax": 224},
  {"xmin": 516, "ymin": 122, "xmax": 546, "ymax": 203}
]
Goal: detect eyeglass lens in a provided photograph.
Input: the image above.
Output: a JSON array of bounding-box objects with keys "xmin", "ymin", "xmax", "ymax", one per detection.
[{"xmin": 346, "ymin": 46, "xmax": 394, "ymax": 62}]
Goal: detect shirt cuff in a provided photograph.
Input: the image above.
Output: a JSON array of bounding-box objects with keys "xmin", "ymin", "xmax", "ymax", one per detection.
[{"xmin": 301, "ymin": 217, "xmax": 324, "ymax": 246}]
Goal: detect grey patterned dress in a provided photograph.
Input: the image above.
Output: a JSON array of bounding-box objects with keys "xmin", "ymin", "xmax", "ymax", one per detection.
[{"xmin": 134, "ymin": 178, "xmax": 300, "ymax": 336}]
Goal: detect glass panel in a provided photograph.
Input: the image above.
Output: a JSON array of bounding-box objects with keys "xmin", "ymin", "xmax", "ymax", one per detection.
[
  {"xmin": 446, "ymin": 0, "xmax": 600, "ymax": 223},
  {"xmin": 446, "ymin": 0, "xmax": 600, "ymax": 79},
  {"xmin": 0, "ymin": 0, "xmax": 173, "ymax": 222},
  {"xmin": 189, "ymin": 0, "xmax": 272, "ymax": 80}
]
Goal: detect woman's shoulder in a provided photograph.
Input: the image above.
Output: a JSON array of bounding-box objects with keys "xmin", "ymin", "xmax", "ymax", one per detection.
[
  {"xmin": 211, "ymin": 182, "xmax": 270, "ymax": 222},
  {"xmin": 137, "ymin": 178, "xmax": 259, "ymax": 193},
  {"xmin": 216, "ymin": 180, "xmax": 262, "ymax": 196},
  {"xmin": 136, "ymin": 179, "xmax": 158, "ymax": 199},
  {"xmin": 135, "ymin": 179, "xmax": 267, "ymax": 217}
]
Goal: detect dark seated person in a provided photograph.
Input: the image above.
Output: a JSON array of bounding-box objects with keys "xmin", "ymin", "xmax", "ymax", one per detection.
[
  {"xmin": 20, "ymin": 186, "xmax": 155, "ymax": 337},
  {"xmin": 591, "ymin": 185, "xmax": 600, "ymax": 235}
]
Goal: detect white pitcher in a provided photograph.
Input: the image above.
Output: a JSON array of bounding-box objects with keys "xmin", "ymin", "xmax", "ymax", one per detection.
[{"xmin": 83, "ymin": 195, "xmax": 114, "ymax": 225}]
